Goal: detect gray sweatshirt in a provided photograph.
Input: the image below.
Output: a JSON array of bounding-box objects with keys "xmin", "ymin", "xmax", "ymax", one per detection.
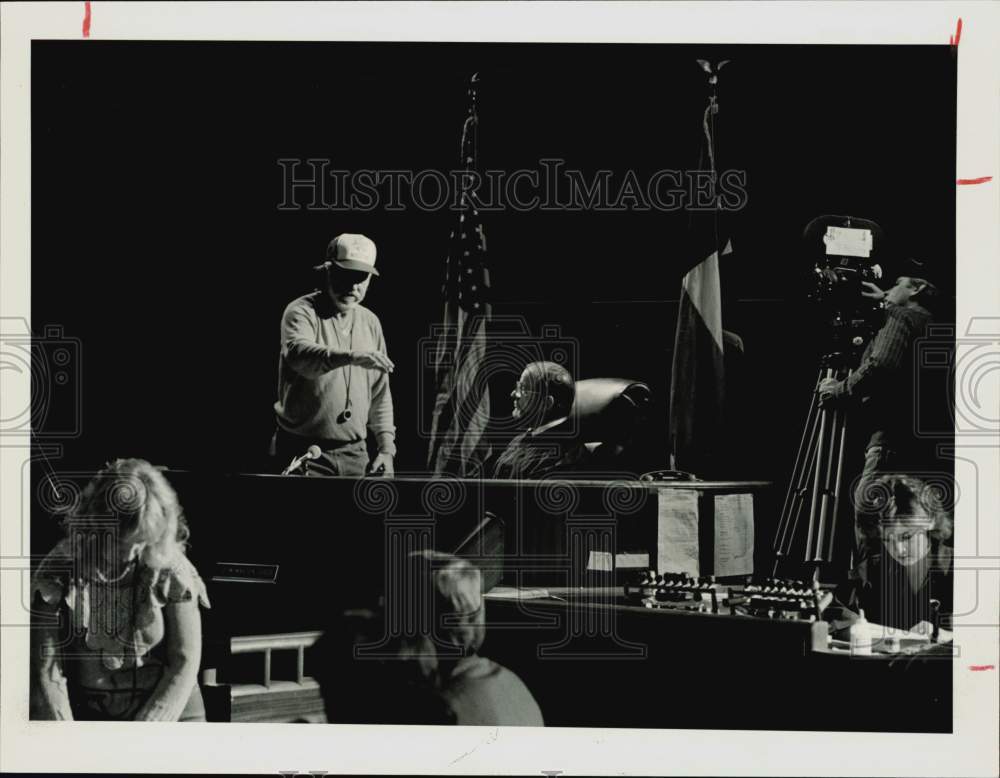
[{"xmin": 274, "ymin": 292, "xmax": 396, "ymax": 455}]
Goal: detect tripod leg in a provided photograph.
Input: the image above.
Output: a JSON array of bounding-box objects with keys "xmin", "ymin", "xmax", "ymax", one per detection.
[
  {"xmin": 815, "ymin": 406, "xmax": 840, "ymax": 563},
  {"xmin": 824, "ymin": 380, "xmax": 851, "ymax": 564},
  {"xmin": 774, "ymin": 371, "xmax": 823, "ymax": 560},
  {"xmin": 773, "ymin": 383, "xmax": 826, "ymax": 577},
  {"xmin": 783, "ymin": 414, "xmax": 820, "ymax": 555},
  {"xmin": 775, "ymin": 370, "xmax": 823, "ymax": 551},
  {"xmin": 804, "ymin": 369, "xmax": 834, "ymax": 561}
]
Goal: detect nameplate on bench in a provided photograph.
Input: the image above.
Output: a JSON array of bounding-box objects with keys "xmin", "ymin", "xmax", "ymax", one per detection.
[{"xmin": 212, "ymin": 562, "xmax": 279, "ymax": 583}]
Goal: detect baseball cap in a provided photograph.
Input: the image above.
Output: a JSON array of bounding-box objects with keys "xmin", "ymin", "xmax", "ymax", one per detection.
[
  {"xmin": 324, "ymin": 233, "xmax": 379, "ymax": 276},
  {"xmin": 899, "ymin": 255, "xmax": 934, "ymax": 280}
]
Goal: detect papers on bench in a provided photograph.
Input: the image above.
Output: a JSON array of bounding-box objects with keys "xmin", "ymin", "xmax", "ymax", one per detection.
[
  {"xmin": 714, "ymin": 493, "xmax": 754, "ymax": 578},
  {"xmin": 865, "ymin": 621, "xmax": 953, "ymax": 645},
  {"xmin": 657, "ymin": 489, "xmax": 700, "ymax": 576},
  {"xmin": 656, "ymin": 488, "xmax": 755, "ymax": 578},
  {"xmin": 485, "ymin": 586, "xmax": 557, "ymax": 601}
]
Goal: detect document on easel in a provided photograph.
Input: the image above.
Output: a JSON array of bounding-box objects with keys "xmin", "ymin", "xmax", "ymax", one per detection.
[
  {"xmin": 714, "ymin": 493, "xmax": 754, "ymax": 577},
  {"xmin": 657, "ymin": 488, "xmax": 700, "ymax": 577}
]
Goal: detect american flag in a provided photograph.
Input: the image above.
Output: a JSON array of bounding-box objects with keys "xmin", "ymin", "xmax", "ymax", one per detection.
[{"xmin": 427, "ymin": 76, "xmax": 492, "ymax": 477}]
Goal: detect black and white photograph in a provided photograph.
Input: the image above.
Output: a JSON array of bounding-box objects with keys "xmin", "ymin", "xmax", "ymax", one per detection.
[{"xmin": 1, "ymin": 2, "xmax": 997, "ymax": 776}]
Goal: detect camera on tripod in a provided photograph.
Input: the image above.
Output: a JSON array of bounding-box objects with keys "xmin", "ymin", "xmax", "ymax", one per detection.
[
  {"xmin": 803, "ymin": 215, "xmax": 886, "ymax": 356},
  {"xmin": 770, "ymin": 216, "xmax": 894, "ymax": 582}
]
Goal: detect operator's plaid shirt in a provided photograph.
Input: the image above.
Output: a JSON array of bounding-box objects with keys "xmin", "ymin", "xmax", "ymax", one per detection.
[{"xmin": 829, "ymin": 302, "xmax": 933, "ymax": 404}]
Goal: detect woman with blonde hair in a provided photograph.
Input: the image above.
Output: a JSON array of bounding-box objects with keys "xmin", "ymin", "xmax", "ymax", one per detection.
[
  {"xmin": 30, "ymin": 458, "xmax": 210, "ymax": 721},
  {"xmin": 827, "ymin": 473, "xmax": 953, "ymax": 637}
]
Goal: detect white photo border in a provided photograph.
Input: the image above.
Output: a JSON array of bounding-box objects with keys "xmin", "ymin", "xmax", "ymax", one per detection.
[{"xmin": 1, "ymin": 2, "xmax": 998, "ymax": 775}]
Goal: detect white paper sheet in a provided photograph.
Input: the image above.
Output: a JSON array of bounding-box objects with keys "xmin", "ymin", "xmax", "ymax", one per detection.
[
  {"xmin": 587, "ymin": 550, "xmax": 614, "ymax": 572},
  {"xmin": 615, "ymin": 552, "xmax": 651, "ymax": 569},
  {"xmin": 656, "ymin": 488, "xmax": 700, "ymax": 576},
  {"xmin": 484, "ymin": 586, "xmax": 552, "ymax": 600},
  {"xmin": 865, "ymin": 620, "xmax": 952, "ymax": 644},
  {"xmin": 823, "ymin": 225, "xmax": 873, "ymax": 257},
  {"xmin": 713, "ymin": 493, "xmax": 754, "ymax": 577}
]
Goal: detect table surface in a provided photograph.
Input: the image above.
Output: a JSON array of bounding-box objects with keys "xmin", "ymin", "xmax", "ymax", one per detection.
[{"xmin": 485, "ymin": 585, "xmax": 954, "ymax": 660}]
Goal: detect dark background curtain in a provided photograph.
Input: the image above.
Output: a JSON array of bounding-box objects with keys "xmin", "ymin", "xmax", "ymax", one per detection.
[{"xmin": 30, "ymin": 41, "xmax": 956, "ymax": 483}]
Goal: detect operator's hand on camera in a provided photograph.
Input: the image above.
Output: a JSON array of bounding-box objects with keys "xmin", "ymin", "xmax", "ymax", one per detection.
[
  {"xmin": 818, "ymin": 377, "xmax": 844, "ymax": 408},
  {"xmin": 351, "ymin": 351, "xmax": 395, "ymax": 373},
  {"xmin": 860, "ymin": 281, "xmax": 886, "ymax": 302}
]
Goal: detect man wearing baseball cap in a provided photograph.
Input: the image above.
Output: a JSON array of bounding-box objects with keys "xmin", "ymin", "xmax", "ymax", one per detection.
[{"xmin": 272, "ymin": 233, "xmax": 396, "ymax": 477}]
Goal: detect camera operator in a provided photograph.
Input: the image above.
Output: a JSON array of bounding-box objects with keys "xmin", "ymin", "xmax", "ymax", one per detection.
[{"xmin": 817, "ymin": 272, "xmax": 940, "ymax": 556}]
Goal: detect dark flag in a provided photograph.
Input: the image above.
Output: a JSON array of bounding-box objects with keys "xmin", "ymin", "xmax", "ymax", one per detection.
[
  {"xmin": 669, "ymin": 60, "xmax": 733, "ymax": 477},
  {"xmin": 427, "ymin": 75, "xmax": 492, "ymax": 477}
]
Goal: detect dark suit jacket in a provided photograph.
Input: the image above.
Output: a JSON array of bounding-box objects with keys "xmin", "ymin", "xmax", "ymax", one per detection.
[{"xmin": 490, "ymin": 418, "xmax": 590, "ymax": 480}]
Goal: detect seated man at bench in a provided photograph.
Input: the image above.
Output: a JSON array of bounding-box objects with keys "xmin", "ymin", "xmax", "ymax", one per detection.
[{"xmin": 490, "ymin": 361, "xmax": 590, "ymax": 480}]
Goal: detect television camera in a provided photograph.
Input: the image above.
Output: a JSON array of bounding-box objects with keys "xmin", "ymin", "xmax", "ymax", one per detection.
[{"xmin": 803, "ymin": 214, "xmax": 887, "ymax": 358}]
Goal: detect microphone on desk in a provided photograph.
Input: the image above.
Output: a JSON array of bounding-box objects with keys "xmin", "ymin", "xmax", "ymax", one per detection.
[{"xmin": 282, "ymin": 445, "xmax": 322, "ymax": 476}]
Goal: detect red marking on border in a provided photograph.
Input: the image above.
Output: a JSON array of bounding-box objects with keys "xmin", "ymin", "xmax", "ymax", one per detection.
[
  {"xmin": 956, "ymin": 176, "xmax": 993, "ymax": 186},
  {"xmin": 969, "ymin": 665, "xmax": 995, "ymax": 671},
  {"xmin": 949, "ymin": 18, "xmax": 962, "ymax": 47},
  {"xmin": 82, "ymin": 2, "xmax": 91, "ymax": 38}
]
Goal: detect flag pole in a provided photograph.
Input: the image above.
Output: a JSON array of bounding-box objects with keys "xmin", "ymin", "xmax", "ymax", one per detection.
[
  {"xmin": 427, "ymin": 73, "xmax": 493, "ymax": 476},
  {"xmin": 669, "ymin": 59, "xmax": 731, "ymax": 476}
]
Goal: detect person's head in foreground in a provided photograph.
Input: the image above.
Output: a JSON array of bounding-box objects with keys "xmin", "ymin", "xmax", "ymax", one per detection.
[
  {"xmin": 510, "ymin": 360, "xmax": 575, "ymax": 429},
  {"xmin": 386, "ymin": 550, "xmax": 543, "ymax": 726},
  {"xmin": 395, "ymin": 551, "xmax": 486, "ymax": 682}
]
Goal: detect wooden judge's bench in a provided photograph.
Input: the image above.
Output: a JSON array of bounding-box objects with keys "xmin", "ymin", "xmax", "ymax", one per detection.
[{"xmin": 152, "ymin": 471, "xmax": 951, "ymax": 732}]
